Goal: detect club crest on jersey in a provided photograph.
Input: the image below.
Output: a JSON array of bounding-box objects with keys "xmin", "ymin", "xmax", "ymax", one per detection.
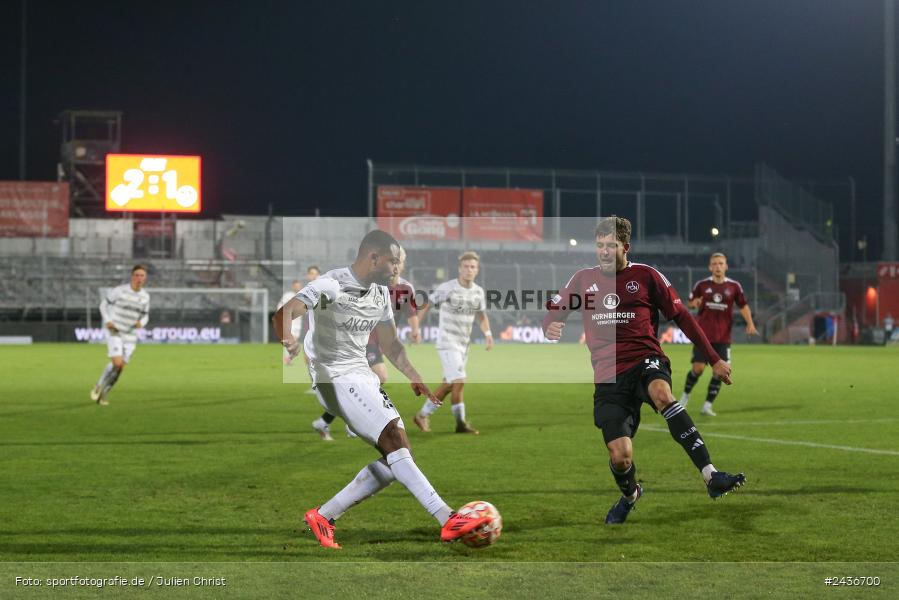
[
  {"xmin": 625, "ymin": 281, "xmax": 640, "ymax": 294},
  {"xmin": 713, "ymin": 293, "xmax": 723, "ymax": 303},
  {"xmin": 603, "ymin": 293, "xmax": 620, "ymax": 309}
]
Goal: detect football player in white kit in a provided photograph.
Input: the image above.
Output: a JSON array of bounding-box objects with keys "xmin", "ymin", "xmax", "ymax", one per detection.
[
  {"xmin": 414, "ymin": 251, "xmax": 493, "ymax": 435},
  {"xmin": 90, "ymin": 265, "xmax": 150, "ymax": 406},
  {"xmin": 273, "ymin": 230, "xmax": 491, "ymax": 548}
]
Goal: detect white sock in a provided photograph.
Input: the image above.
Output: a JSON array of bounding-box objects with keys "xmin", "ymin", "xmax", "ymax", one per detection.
[
  {"xmin": 419, "ymin": 398, "xmax": 440, "ymax": 417},
  {"xmin": 451, "ymin": 403, "xmax": 466, "ymax": 424},
  {"xmin": 96, "ymin": 363, "xmax": 115, "ymax": 388},
  {"xmin": 701, "ymin": 464, "xmax": 717, "ymax": 484},
  {"xmin": 386, "ymin": 448, "xmax": 451, "ymax": 525},
  {"xmin": 319, "ymin": 460, "xmax": 395, "ymax": 521},
  {"xmin": 703, "ymin": 401, "xmax": 714, "ymax": 411}
]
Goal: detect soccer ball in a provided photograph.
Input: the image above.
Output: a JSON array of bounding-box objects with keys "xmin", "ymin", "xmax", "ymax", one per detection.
[{"xmin": 457, "ymin": 500, "xmax": 502, "ymax": 548}]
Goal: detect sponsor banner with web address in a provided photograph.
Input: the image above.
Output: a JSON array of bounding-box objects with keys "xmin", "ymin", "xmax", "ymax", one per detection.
[{"xmin": 73, "ymin": 326, "xmax": 239, "ymax": 344}]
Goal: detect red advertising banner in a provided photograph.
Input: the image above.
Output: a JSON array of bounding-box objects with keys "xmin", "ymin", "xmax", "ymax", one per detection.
[
  {"xmin": 0, "ymin": 182, "xmax": 70, "ymax": 237},
  {"xmin": 462, "ymin": 188, "xmax": 543, "ymax": 241},
  {"xmin": 376, "ymin": 186, "xmax": 461, "ymax": 240}
]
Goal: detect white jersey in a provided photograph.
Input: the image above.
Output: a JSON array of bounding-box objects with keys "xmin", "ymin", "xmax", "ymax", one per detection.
[
  {"xmin": 298, "ymin": 267, "xmax": 393, "ymax": 383},
  {"xmin": 100, "ymin": 284, "xmax": 150, "ymax": 343},
  {"xmin": 430, "ymin": 279, "xmax": 485, "ymax": 352}
]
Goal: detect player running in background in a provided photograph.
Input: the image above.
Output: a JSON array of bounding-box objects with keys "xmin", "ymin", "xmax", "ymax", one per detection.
[
  {"xmin": 90, "ymin": 265, "xmax": 150, "ymax": 406},
  {"xmin": 413, "ymin": 251, "xmax": 493, "ymax": 435},
  {"xmin": 274, "ymin": 230, "xmax": 491, "ymax": 548},
  {"xmin": 679, "ymin": 252, "xmax": 758, "ymax": 416},
  {"xmin": 543, "ymin": 218, "xmax": 746, "ymax": 525}
]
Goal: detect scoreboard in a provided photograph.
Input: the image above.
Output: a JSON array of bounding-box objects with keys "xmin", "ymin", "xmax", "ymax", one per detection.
[{"xmin": 106, "ymin": 154, "xmax": 201, "ymax": 213}]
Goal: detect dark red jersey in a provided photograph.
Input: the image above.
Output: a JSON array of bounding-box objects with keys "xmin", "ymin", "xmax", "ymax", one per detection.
[
  {"xmin": 689, "ymin": 277, "xmax": 747, "ymax": 344},
  {"xmin": 369, "ymin": 277, "xmax": 423, "ymax": 346},
  {"xmin": 543, "ymin": 262, "xmax": 721, "ymax": 382}
]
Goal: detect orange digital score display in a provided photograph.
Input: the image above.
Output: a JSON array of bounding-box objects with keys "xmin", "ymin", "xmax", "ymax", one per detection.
[{"xmin": 106, "ymin": 154, "xmax": 201, "ymax": 213}]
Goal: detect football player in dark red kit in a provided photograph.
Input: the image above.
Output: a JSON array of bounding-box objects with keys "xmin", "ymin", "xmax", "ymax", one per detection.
[
  {"xmin": 543, "ymin": 217, "xmax": 746, "ymax": 525},
  {"xmin": 679, "ymin": 252, "xmax": 758, "ymax": 416}
]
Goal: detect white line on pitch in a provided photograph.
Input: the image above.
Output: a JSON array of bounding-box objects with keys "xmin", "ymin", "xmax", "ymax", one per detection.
[
  {"xmin": 640, "ymin": 426, "xmax": 899, "ymax": 457},
  {"xmin": 698, "ymin": 418, "xmax": 899, "ymax": 427}
]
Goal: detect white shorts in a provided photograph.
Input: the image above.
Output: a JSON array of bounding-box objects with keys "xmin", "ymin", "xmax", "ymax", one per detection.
[
  {"xmin": 438, "ymin": 348, "xmax": 468, "ymax": 382},
  {"xmin": 313, "ymin": 368, "xmax": 403, "ymax": 446},
  {"xmin": 106, "ymin": 333, "xmax": 136, "ymax": 363}
]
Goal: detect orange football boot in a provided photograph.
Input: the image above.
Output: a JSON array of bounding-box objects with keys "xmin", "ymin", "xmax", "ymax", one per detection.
[
  {"xmin": 304, "ymin": 507, "xmax": 341, "ymax": 549},
  {"xmin": 440, "ymin": 512, "xmax": 492, "ymax": 542}
]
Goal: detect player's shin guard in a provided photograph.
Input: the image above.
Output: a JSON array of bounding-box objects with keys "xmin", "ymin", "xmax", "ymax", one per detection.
[
  {"xmin": 684, "ymin": 369, "xmax": 700, "ymax": 394},
  {"xmin": 661, "ymin": 402, "xmax": 712, "ymax": 471},
  {"xmin": 706, "ymin": 378, "xmax": 722, "ymax": 404},
  {"xmin": 609, "ymin": 460, "xmax": 638, "ymax": 498},
  {"xmin": 101, "ymin": 367, "xmax": 121, "ymax": 396},
  {"xmin": 96, "ymin": 363, "xmax": 116, "ymax": 388},
  {"xmin": 319, "ymin": 459, "xmax": 395, "ymax": 521},
  {"xmin": 386, "ymin": 448, "xmax": 452, "ymax": 525}
]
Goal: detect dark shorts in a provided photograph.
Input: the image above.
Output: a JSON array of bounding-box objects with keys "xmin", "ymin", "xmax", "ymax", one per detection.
[
  {"xmin": 366, "ymin": 342, "xmax": 384, "ymax": 367},
  {"xmin": 593, "ymin": 356, "xmax": 673, "ymax": 444},
  {"xmin": 691, "ymin": 343, "xmax": 731, "ymax": 365}
]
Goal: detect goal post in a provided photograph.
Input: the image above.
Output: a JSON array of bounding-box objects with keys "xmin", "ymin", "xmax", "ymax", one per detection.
[{"xmin": 86, "ymin": 287, "xmax": 270, "ymax": 344}]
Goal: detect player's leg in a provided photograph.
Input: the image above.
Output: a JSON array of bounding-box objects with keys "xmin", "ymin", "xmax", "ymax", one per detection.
[
  {"xmin": 679, "ymin": 344, "xmax": 707, "ymax": 407},
  {"xmin": 377, "ymin": 418, "xmax": 490, "ymax": 541},
  {"xmin": 701, "ymin": 345, "xmax": 729, "ymax": 417},
  {"xmin": 450, "ymin": 381, "xmax": 478, "ymax": 434},
  {"xmin": 93, "ymin": 335, "xmax": 123, "ymax": 404},
  {"xmin": 645, "ymin": 365, "xmax": 745, "ymax": 497},
  {"xmin": 595, "ymin": 384, "xmax": 644, "ymax": 524},
  {"xmin": 312, "ymin": 410, "xmax": 336, "ymax": 442},
  {"xmin": 414, "ymin": 350, "xmax": 459, "ymax": 431},
  {"xmin": 308, "ymin": 374, "xmax": 487, "ymax": 546}
]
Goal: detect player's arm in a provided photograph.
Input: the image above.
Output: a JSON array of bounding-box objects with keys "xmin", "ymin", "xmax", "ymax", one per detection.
[
  {"xmin": 740, "ymin": 304, "xmax": 758, "ymax": 336},
  {"xmin": 687, "ymin": 283, "xmax": 702, "ymax": 310},
  {"xmin": 272, "ymin": 298, "xmax": 307, "ymax": 357},
  {"xmin": 100, "ymin": 287, "xmax": 119, "ymax": 332},
  {"xmin": 542, "ymin": 273, "xmax": 580, "ymax": 341},
  {"xmin": 376, "ymin": 320, "xmax": 439, "ymax": 403},
  {"xmin": 477, "ymin": 310, "xmax": 493, "ymax": 350},
  {"xmin": 407, "ymin": 314, "xmax": 422, "ymax": 343},
  {"xmin": 137, "ymin": 298, "xmax": 149, "ymax": 329}
]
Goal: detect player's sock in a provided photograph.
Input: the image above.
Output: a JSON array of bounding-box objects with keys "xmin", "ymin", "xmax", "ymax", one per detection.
[
  {"xmin": 701, "ymin": 464, "xmax": 718, "ymax": 484},
  {"xmin": 705, "ymin": 378, "xmax": 722, "ymax": 404},
  {"xmin": 451, "ymin": 403, "xmax": 466, "ymax": 425},
  {"xmin": 386, "ymin": 448, "xmax": 452, "ymax": 525},
  {"xmin": 319, "ymin": 459, "xmax": 395, "ymax": 521},
  {"xmin": 419, "ymin": 398, "xmax": 440, "ymax": 417},
  {"xmin": 609, "ymin": 460, "xmax": 639, "ymax": 500},
  {"xmin": 96, "ymin": 363, "xmax": 115, "ymax": 388},
  {"xmin": 101, "ymin": 368, "xmax": 122, "ymax": 396},
  {"xmin": 661, "ymin": 402, "xmax": 712, "ymax": 471},
  {"xmin": 322, "ymin": 412, "xmax": 336, "ymax": 425},
  {"xmin": 684, "ymin": 369, "xmax": 700, "ymax": 394}
]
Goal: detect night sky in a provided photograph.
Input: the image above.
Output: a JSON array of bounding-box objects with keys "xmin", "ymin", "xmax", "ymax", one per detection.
[{"xmin": 0, "ymin": 1, "xmax": 892, "ymax": 257}]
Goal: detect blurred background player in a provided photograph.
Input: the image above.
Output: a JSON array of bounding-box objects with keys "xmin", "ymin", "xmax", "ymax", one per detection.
[
  {"xmin": 273, "ymin": 229, "xmax": 491, "ymax": 548},
  {"xmin": 90, "ymin": 265, "xmax": 150, "ymax": 406},
  {"xmin": 543, "ymin": 218, "xmax": 745, "ymax": 525},
  {"xmin": 414, "ymin": 251, "xmax": 492, "ymax": 435},
  {"xmin": 679, "ymin": 252, "xmax": 758, "ymax": 416}
]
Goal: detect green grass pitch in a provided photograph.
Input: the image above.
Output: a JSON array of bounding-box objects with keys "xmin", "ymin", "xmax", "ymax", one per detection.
[{"xmin": 1, "ymin": 343, "xmax": 898, "ymax": 598}]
